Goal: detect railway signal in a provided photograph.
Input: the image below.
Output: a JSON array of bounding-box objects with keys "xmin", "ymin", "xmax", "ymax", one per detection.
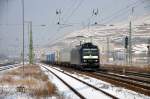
[
  {"xmin": 125, "ymin": 36, "xmax": 128, "ymax": 49},
  {"xmin": 124, "ymin": 36, "xmax": 128, "ymax": 65}
]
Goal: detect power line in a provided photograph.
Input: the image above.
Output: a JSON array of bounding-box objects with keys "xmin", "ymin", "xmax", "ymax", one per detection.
[
  {"xmin": 48, "ymin": 0, "xmax": 84, "ymax": 45},
  {"xmin": 48, "ymin": 0, "xmax": 146, "ymax": 47},
  {"xmin": 101, "ymin": 0, "xmax": 145, "ymax": 24},
  {"xmin": 55, "ymin": 0, "xmax": 81, "ymax": 26},
  {"xmin": 61, "ymin": 0, "xmax": 78, "ymax": 22},
  {"xmin": 100, "ymin": 0, "xmax": 140, "ymax": 23},
  {"xmin": 63, "ymin": 0, "xmax": 84, "ymax": 24}
]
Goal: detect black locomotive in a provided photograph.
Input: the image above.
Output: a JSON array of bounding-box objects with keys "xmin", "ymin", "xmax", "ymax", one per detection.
[{"xmin": 70, "ymin": 42, "xmax": 100, "ymax": 70}]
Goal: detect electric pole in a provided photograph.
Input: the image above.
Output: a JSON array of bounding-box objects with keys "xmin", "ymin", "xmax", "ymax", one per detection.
[
  {"xmin": 147, "ymin": 39, "xmax": 150, "ymax": 65},
  {"xmin": 128, "ymin": 7, "xmax": 134, "ymax": 65},
  {"xmin": 128, "ymin": 21, "xmax": 132, "ymax": 65},
  {"xmin": 29, "ymin": 22, "xmax": 34, "ymax": 64},
  {"xmin": 107, "ymin": 36, "xmax": 110, "ymax": 63},
  {"xmin": 22, "ymin": 0, "xmax": 25, "ymax": 77}
]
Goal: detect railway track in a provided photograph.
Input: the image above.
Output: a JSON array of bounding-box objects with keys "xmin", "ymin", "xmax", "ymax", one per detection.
[
  {"xmin": 41, "ymin": 64, "xmax": 118, "ymax": 99},
  {"xmin": 124, "ymin": 71, "xmax": 150, "ymax": 78},
  {"xmin": 42, "ymin": 63, "xmax": 150, "ymax": 96},
  {"xmin": 0, "ymin": 64, "xmax": 19, "ymax": 71},
  {"xmin": 97, "ymin": 71, "xmax": 150, "ymax": 84},
  {"xmin": 53, "ymin": 65, "xmax": 150, "ymax": 96},
  {"xmin": 84, "ymin": 71, "xmax": 150, "ymax": 96},
  {"xmin": 100, "ymin": 68, "xmax": 150, "ymax": 79}
]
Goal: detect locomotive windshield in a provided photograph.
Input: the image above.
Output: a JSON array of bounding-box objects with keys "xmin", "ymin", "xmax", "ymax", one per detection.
[{"xmin": 82, "ymin": 48, "xmax": 99, "ymax": 59}]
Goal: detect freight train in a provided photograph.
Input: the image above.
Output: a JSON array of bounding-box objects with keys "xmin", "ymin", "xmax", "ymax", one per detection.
[{"xmin": 42, "ymin": 42, "xmax": 100, "ymax": 70}]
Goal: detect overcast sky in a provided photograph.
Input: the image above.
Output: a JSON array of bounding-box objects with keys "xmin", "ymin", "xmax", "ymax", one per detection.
[{"xmin": 0, "ymin": 0, "xmax": 150, "ymax": 57}]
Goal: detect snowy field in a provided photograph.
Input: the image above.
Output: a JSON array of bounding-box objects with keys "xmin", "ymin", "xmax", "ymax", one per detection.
[
  {"xmin": 0, "ymin": 63, "xmax": 149, "ymax": 99},
  {"xmin": 0, "ymin": 64, "xmax": 28, "ymax": 99},
  {"xmin": 39, "ymin": 63, "xmax": 150, "ymax": 99},
  {"xmin": 40, "ymin": 64, "xmax": 111, "ymax": 99},
  {"xmin": 0, "ymin": 64, "xmax": 22, "ymax": 75},
  {"xmin": 0, "ymin": 64, "xmax": 57, "ymax": 99}
]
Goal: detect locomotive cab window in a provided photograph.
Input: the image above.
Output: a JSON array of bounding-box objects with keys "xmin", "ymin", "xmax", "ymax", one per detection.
[{"xmin": 82, "ymin": 48, "xmax": 99, "ymax": 59}]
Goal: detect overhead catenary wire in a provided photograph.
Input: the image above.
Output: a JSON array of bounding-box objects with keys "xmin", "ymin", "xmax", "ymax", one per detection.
[
  {"xmin": 55, "ymin": 0, "xmax": 138, "ymax": 42},
  {"xmin": 48, "ymin": 0, "xmax": 147, "ymax": 47},
  {"xmin": 104, "ymin": 1, "xmax": 146, "ymax": 38},
  {"xmin": 51, "ymin": 8, "xmax": 97, "ymax": 46},
  {"xmin": 51, "ymin": 0, "xmax": 78, "ymax": 26},
  {"xmin": 61, "ymin": 0, "xmax": 78, "ymax": 22},
  {"xmin": 100, "ymin": 0, "xmax": 145, "ymax": 24},
  {"xmin": 48, "ymin": 0, "xmax": 84, "ymax": 45},
  {"xmin": 63, "ymin": 0, "xmax": 84, "ymax": 24},
  {"xmin": 81, "ymin": 0, "xmax": 145, "ymax": 30},
  {"xmin": 88, "ymin": 0, "xmax": 146, "ymax": 37},
  {"xmin": 55, "ymin": 0, "xmax": 82, "ymax": 26},
  {"xmin": 79, "ymin": 0, "xmax": 141, "ymax": 27}
]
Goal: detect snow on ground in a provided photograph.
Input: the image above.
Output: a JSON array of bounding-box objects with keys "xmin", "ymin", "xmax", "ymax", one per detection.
[
  {"xmin": 0, "ymin": 64, "xmax": 22, "ymax": 75},
  {"xmin": 0, "ymin": 85, "xmax": 31, "ymax": 99},
  {"xmin": 0, "ymin": 64, "xmax": 57, "ymax": 99},
  {"xmin": 2, "ymin": 63, "xmax": 148, "ymax": 99},
  {"xmin": 0, "ymin": 85, "xmax": 57, "ymax": 99},
  {"xmin": 39, "ymin": 63, "xmax": 150, "ymax": 99},
  {"xmin": 67, "ymin": 72, "xmax": 150, "ymax": 99},
  {"xmin": 55, "ymin": 67, "xmax": 150, "ymax": 99},
  {"xmin": 45, "ymin": 15, "xmax": 150, "ymax": 62},
  {"xmin": 0, "ymin": 62, "xmax": 30, "ymax": 73},
  {"xmin": 0, "ymin": 64, "xmax": 31, "ymax": 99},
  {"xmin": 39, "ymin": 63, "xmax": 113, "ymax": 99},
  {"xmin": 40, "ymin": 65, "xmax": 80, "ymax": 99}
]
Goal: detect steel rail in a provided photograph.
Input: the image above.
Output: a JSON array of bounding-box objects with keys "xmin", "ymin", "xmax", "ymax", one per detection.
[
  {"xmin": 42, "ymin": 65, "xmax": 86, "ymax": 99},
  {"xmin": 42, "ymin": 65, "xmax": 118, "ymax": 99}
]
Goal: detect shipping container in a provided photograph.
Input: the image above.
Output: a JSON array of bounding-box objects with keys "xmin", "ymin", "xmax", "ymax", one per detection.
[
  {"xmin": 71, "ymin": 47, "xmax": 81, "ymax": 65},
  {"xmin": 59, "ymin": 48, "xmax": 71, "ymax": 63},
  {"xmin": 46, "ymin": 53, "xmax": 55, "ymax": 62}
]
